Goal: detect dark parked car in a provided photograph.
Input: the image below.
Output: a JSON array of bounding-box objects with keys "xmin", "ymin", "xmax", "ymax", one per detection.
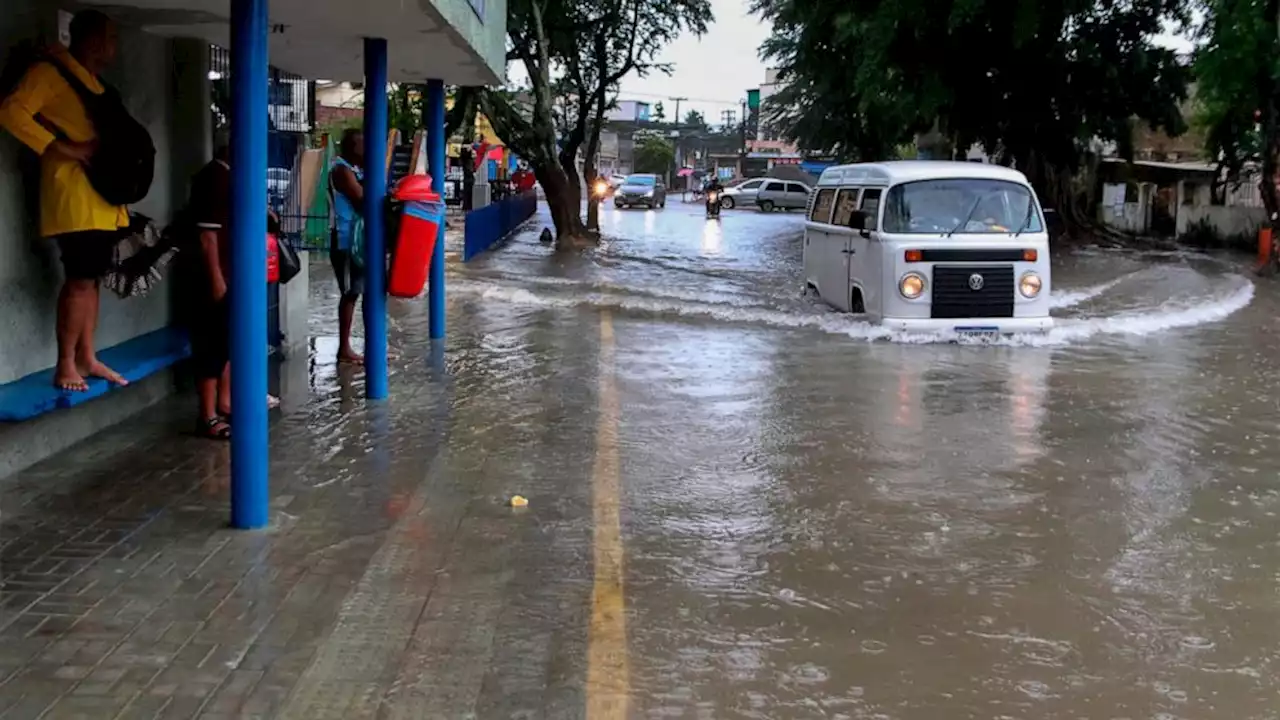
[{"xmin": 614, "ymin": 173, "xmax": 667, "ymax": 209}]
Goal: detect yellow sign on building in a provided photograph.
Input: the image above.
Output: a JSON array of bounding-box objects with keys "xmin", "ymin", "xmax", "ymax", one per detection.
[{"xmin": 445, "ymin": 95, "xmax": 505, "ymax": 156}]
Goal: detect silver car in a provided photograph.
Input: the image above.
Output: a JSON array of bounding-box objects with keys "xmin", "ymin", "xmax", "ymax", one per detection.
[
  {"xmin": 718, "ymin": 178, "xmax": 765, "ymax": 209},
  {"xmin": 755, "ymin": 179, "xmax": 811, "ymax": 212},
  {"xmin": 614, "ymin": 174, "xmax": 667, "ymax": 209}
]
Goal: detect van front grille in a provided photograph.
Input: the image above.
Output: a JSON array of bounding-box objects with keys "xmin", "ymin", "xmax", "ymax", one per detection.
[{"xmin": 931, "ymin": 265, "xmax": 1014, "ymax": 319}]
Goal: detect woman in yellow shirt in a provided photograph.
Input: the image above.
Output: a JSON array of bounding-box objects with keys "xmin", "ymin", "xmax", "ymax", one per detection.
[{"xmin": 0, "ymin": 10, "xmax": 129, "ymax": 391}]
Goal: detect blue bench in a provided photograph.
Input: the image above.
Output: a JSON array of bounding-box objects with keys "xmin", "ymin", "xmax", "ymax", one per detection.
[{"xmin": 0, "ymin": 327, "xmax": 191, "ymax": 421}]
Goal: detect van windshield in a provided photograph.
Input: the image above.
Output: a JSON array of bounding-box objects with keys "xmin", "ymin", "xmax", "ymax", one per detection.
[{"xmin": 883, "ymin": 179, "xmax": 1042, "ymax": 234}]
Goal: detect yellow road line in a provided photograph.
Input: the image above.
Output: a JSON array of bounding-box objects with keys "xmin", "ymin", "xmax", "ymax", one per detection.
[{"xmin": 587, "ymin": 309, "xmax": 629, "ymax": 719}]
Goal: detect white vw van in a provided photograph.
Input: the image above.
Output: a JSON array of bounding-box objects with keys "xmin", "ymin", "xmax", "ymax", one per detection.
[{"xmin": 803, "ymin": 161, "xmax": 1053, "ymax": 334}]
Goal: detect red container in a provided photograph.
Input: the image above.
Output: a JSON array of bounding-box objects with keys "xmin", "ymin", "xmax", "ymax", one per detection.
[
  {"xmin": 266, "ymin": 232, "xmax": 280, "ymax": 284},
  {"xmin": 389, "ymin": 175, "xmax": 443, "ymax": 298}
]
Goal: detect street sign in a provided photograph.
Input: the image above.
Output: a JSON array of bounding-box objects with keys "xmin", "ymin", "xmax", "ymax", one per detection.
[{"xmin": 747, "ymin": 89, "xmax": 760, "ymax": 111}]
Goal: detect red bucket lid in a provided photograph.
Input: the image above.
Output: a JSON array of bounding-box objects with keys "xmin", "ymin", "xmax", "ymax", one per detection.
[{"xmin": 394, "ymin": 174, "xmax": 440, "ymax": 202}]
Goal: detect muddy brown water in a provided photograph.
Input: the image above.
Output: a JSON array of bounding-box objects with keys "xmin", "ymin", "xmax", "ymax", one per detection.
[{"xmin": 314, "ymin": 202, "xmax": 1280, "ymax": 718}]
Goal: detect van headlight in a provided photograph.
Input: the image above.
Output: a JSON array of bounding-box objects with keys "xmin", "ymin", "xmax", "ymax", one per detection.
[
  {"xmin": 899, "ymin": 272, "xmax": 926, "ymax": 299},
  {"xmin": 1019, "ymin": 272, "xmax": 1043, "ymax": 298}
]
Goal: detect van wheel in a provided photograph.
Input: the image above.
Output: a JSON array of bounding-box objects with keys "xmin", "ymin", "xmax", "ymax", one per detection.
[
  {"xmin": 759, "ymin": 200, "xmax": 775, "ymax": 213},
  {"xmin": 851, "ymin": 288, "xmax": 866, "ymax": 314}
]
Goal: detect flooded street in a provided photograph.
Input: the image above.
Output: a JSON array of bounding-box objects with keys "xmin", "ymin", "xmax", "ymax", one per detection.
[{"xmin": 431, "ymin": 200, "xmax": 1280, "ymax": 718}]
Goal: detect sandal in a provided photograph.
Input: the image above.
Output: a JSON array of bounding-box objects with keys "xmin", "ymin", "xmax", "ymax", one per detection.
[{"xmin": 197, "ymin": 416, "xmax": 231, "ymax": 440}]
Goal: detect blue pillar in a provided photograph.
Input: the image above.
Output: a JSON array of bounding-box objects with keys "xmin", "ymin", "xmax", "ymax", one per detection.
[
  {"xmin": 229, "ymin": 0, "xmax": 269, "ymax": 529},
  {"xmin": 426, "ymin": 79, "xmax": 446, "ymax": 339},
  {"xmin": 363, "ymin": 38, "xmax": 389, "ymax": 399}
]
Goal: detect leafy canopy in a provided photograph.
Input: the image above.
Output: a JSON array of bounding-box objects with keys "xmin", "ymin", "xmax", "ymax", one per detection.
[
  {"xmin": 1194, "ymin": 0, "xmax": 1279, "ymax": 178},
  {"xmin": 754, "ymin": 0, "xmax": 1191, "ymax": 175}
]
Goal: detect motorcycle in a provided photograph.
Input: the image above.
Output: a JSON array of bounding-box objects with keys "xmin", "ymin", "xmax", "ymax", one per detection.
[
  {"xmin": 705, "ymin": 190, "xmax": 722, "ymax": 218},
  {"xmin": 592, "ymin": 179, "xmax": 612, "ymax": 203}
]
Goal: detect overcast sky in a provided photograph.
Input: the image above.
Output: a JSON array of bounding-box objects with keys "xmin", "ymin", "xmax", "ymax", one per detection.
[{"xmin": 615, "ymin": 0, "xmax": 771, "ymax": 127}]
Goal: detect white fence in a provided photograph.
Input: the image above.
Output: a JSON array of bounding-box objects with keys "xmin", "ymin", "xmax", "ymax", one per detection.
[{"xmin": 1176, "ymin": 205, "xmax": 1267, "ymax": 238}]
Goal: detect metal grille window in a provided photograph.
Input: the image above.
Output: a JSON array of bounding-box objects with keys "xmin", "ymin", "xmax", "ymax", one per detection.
[
  {"xmin": 209, "ymin": 46, "xmax": 315, "ymax": 135},
  {"xmin": 207, "ymin": 44, "xmax": 325, "ymax": 352}
]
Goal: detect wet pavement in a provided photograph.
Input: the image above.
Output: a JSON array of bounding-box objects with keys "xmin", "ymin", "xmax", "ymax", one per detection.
[{"xmin": 3, "ymin": 198, "xmax": 1280, "ymax": 718}]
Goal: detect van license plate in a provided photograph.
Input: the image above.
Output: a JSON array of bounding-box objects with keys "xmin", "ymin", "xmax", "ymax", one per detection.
[{"xmin": 955, "ymin": 326, "xmax": 999, "ymax": 337}]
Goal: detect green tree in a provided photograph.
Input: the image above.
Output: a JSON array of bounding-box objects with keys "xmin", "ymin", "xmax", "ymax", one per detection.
[
  {"xmin": 754, "ymin": 0, "xmax": 1190, "ymax": 228},
  {"xmin": 683, "ymin": 109, "xmax": 706, "ymax": 129},
  {"xmin": 388, "ymin": 84, "xmax": 424, "ymax": 141},
  {"xmin": 1195, "ymin": 0, "xmax": 1279, "ymax": 264},
  {"xmin": 463, "ymin": 0, "xmax": 708, "ymax": 244},
  {"xmin": 558, "ymin": 0, "xmax": 711, "ymax": 231},
  {"xmin": 634, "ymin": 135, "xmax": 675, "ymax": 174},
  {"xmin": 653, "ymin": 101, "xmax": 667, "ymax": 123}
]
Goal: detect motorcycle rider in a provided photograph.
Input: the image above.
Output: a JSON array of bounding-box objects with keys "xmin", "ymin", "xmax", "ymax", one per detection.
[{"xmin": 705, "ymin": 175, "xmax": 725, "ymax": 214}]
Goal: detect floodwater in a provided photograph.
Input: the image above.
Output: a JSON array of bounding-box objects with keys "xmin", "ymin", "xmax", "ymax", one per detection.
[{"xmin": 340, "ymin": 200, "xmax": 1280, "ymax": 718}]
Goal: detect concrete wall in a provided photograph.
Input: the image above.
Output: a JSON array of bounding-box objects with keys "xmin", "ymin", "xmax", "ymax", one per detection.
[
  {"xmin": 1177, "ymin": 205, "xmax": 1268, "ymax": 237},
  {"xmin": 1100, "ymin": 203, "xmax": 1149, "ymax": 234},
  {"xmin": 427, "ymin": 0, "xmax": 507, "ymax": 80},
  {"xmin": 0, "ymin": 3, "xmax": 212, "ymax": 479},
  {"xmin": 0, "ymin": 2, "xmax": 185, "ymax": 384}
]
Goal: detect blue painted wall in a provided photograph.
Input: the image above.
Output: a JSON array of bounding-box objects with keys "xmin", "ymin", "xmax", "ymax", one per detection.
[{"xmin": 463, "ymin": 191, "xmax": 537, "ymax": 261}]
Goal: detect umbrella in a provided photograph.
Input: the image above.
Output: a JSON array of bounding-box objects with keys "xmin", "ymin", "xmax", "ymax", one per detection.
[{"xmin": 677, "ymin": 167, "xmax": 694, "ymax": 177}]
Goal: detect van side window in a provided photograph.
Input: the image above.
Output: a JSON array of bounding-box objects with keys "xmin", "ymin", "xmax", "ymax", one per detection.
[
  {"xmin": 860, "ymin": 188, "xmax": 882, "ymax": 229},
  {"xmin": 809, "ymin": 189, "xmax": 836, "ymax": 222},
  {"xmin": 832, "ymin": 188, "xmax": 862, "ymax": 227}
]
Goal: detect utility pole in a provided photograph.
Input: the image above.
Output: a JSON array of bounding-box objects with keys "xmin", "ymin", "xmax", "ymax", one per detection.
[
  {"xmin": 740, "ymin": 99, "xmax": 748, "ymax": 154},
  {"xmin": 671, "ymin": 96, "xmax": 687, "ymax": 127}
]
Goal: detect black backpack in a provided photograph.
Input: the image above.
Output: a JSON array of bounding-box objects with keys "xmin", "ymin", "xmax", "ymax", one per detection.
[{"xmin": 44, "ymin": 59, "xmax": 155, "ymax": 206}]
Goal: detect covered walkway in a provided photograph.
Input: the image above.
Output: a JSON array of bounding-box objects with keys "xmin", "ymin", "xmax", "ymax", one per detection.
[{"xmin": 64, "ymin": 0, "xmax": 506, "ymax": 528}]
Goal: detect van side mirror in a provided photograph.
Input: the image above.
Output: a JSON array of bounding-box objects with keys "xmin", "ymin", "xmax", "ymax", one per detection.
[{"xmin": 848, "ymin": 210, "xmax": 869, "ymax": 230}]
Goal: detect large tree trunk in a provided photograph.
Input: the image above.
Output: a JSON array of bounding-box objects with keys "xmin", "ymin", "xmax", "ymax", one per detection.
[
  {"xmin": 558, "ymin": 130, "xmax": 584, "ymax": 202},
  {"xmin": 584, "ymin": 154, "xmax": 601, "ymax": 231},
  {"xmin": 535, "ymin": 163, "xmax": 585, "ymax": 242},
  {"xmin": 1019, "ymin": 149, "xmax": 1126, "ymax": 246}
]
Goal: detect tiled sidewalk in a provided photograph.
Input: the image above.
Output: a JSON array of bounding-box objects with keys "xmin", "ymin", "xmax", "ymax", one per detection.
[{"xmin": 0, "ymin": 265, "xmax": 606, "ymax": 719}]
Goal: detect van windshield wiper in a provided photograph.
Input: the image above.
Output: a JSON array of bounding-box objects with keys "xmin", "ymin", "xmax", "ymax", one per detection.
[
  {"xmin": 947, "ymin": 197, "xmax": 985, "ymax": 236},
  {"xmin": 1012, "ymin": 200, "xmax": 1035, "ymax": 237}
]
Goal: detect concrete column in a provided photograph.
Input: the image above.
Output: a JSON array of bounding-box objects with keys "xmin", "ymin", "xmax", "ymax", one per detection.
[
  {"xmin": 362, "ymin": 38, "xmax": 389, "ymax": 400},
  {"xmin": 1175, "ymin": 180, "xmax": 1187, "ymax": 235},
  {"xmin": 229, "ymin": 0, "xmax": 270, "ymax": 529},
  {"xmin": 169, "ymin": 38, "xmax": 212, "ymax": 204},
  {"xmin": 277, "ymin": 249, "xmax": 310, "ymax": 356},
  {"xmin": 426, "ymin": 79, "xmax": 446, "ymax": 340}
]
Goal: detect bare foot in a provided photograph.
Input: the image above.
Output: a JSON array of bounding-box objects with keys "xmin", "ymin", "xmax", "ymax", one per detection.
[
  {"xmin": 81, "ymin": 359, "xmax": 128, "ymax": 387},
  {"xmin": 54, "ymin": 363, "xmax": 89, "ymax": 392},
  {"xmin": 338, "ymin": 350, "xmax": 365, "ymax": 366}
]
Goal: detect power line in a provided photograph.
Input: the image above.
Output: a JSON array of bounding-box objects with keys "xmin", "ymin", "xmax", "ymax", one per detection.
[{"xmin": 620, "ymin": 89, "xmax": 743, "ymax": 106}]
